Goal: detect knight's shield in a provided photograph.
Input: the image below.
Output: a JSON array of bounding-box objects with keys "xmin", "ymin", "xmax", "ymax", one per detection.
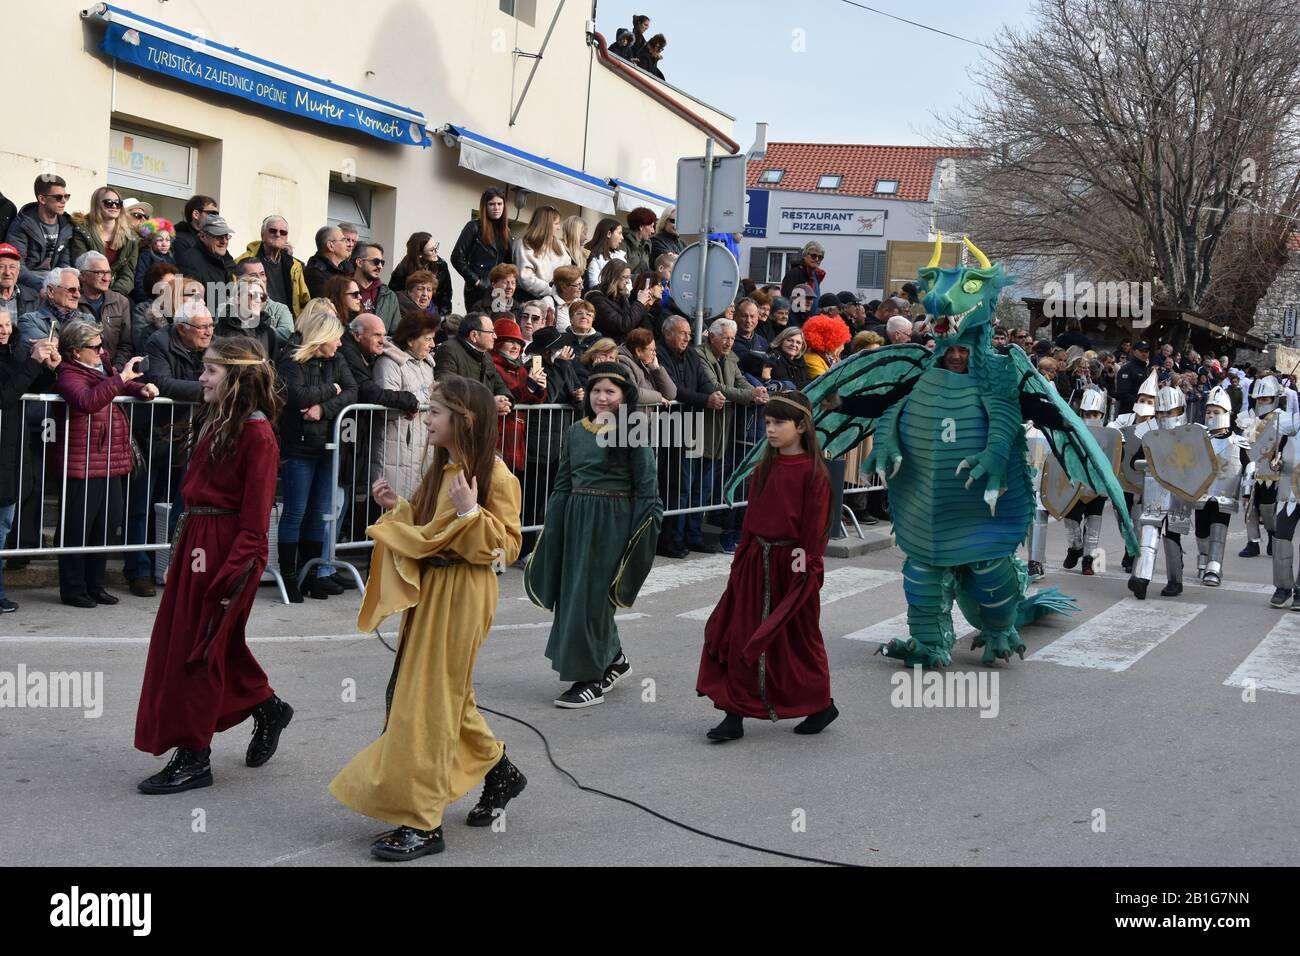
[
  {"xmin": 1040, "ymin": 454, "xmax": 1084, "ymax": 519},
  {"xmin": 1118, "ymin": 425, "xmax": 1142, "ymax": 493},
  {"xmin": 1141, "ymin": 424, "xmax": 1219, "ymax": 501},
  {"xmin": 1248, "ymin": 414, "xmax": 1281, "ymax": 464},
  {"xmin": 1077, "ymin": 423, "xmax": 1122, "ymax": 503}
]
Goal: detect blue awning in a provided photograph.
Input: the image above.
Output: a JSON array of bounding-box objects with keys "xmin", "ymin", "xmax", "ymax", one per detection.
[
  {"xmin": 609, "ymin": 179, "xmax": 675, "ymax": 216},
  {"xmin": 83, "ymin": 3, "xmax": 428, "ymax": 147},
  {"xmin": 442, "ymin": 125, "xmax": 615, "ymax": 214}
]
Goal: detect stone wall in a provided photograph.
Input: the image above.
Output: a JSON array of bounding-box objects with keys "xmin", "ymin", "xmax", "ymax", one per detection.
[{"xmin": 1249, "ymin": 252, "xmax": 1300, "ymax": 368}]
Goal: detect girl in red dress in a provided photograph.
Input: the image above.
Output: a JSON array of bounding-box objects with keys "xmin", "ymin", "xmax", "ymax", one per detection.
[
  {"xmin": 696, "ymin": 390, "xmax": 838, "ymax": 742},
  {"xmin": 134, "ymin": 336, "xmax": 292, "ymax": 794}
]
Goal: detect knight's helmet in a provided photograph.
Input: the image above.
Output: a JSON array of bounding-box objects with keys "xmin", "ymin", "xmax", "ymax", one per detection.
[
  {"xmin": 1251, "ymin": 375, "xmax": 1281, "ymax": 415},
  {"xmin": 1156, "ymin": 384, "xmax": 1187, "ymax": 429},
  {"xmin": 1205, "ymin": 385, "xmax": 1233, "ymax": 433},
  {"xmin": 1079, "ymin": 386, "xmax": 1108, "ymax": 417},
  {"xmin": 1133, "ymin": 369, "xmax": 1160, "ymax": 420}
]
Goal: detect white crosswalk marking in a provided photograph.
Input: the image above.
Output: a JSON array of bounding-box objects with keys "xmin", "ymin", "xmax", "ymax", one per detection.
[
  {"xmin": 840, "ymin": 611, "xmax": 978, "ymax": 645},
  {"xmin": 1224, "ymin": 615, "xmax": 1300, "ymax": 695},
  {"xmin": 638, "ymin": 553, "xmax": 735, "ymax": 597},
  {"xmin": 676, "ymin": 567, "xmax": 901, "ymax": 620},
  {"xmin": 1027, "ymin": 598, "xmax": 1205, "ymax": 672}
]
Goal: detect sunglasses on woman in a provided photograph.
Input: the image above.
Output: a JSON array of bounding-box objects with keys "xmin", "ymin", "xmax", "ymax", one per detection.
[{"xmin": 102, "ymin": 199, "xmax": 123, "ymax": 209}]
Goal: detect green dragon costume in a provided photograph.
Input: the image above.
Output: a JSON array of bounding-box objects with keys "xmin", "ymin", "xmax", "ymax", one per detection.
[{"xmin": 726, "ymin": 236, "xmax": 1138, "ymax": 667}]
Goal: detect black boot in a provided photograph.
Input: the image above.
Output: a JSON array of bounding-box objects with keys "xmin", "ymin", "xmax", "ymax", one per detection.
[
  {"xmin": 707, "ymin": 713, "xmax": 744, "ymax": 742},
  {"xmin": 370, "ymin": 826, "xmax": 445, "ymax": 861},
  {"xmin": 246, "ymin": 695, "xmax": 294, "ymax": 767},
  {"xmin": 466, "ymin": 751, "xmax": 528, "ymax": 827},
  {"xmin": 138, "ymin": 747, "xmax": 213, "ymax": 794},
  {"xmin": 298, "ymin": 540, "xmax": 331, "ymax": 600},
  {"xmin": 278, "ymin": 543, "xmax": 303, "ymax": 603},
  {"xmin": 1063, "ymin": 547, "xmax": 1083, "ymax": 570},
  {"xmin": 794, "ymin": 700, "xmax": 840, "ymax": 735}
]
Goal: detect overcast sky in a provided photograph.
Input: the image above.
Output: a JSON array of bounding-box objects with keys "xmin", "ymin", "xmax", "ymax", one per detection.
[{"xmin": 595, "ymin": 0, "xmax": 1039, "ymax": 148}]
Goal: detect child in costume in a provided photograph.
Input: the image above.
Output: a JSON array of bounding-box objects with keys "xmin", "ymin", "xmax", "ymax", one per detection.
[
  {"xmin": 525, "ymin": 362, "xmax": 662, "ymax": 708},
  {"xmin": 135, "ymin": 335, "xmax": 291, "ymax": 794},
  {"xmin": 132, "ymin": 217, "xmax": 176, "ymax": 304},
  {"xmin": 696, "ymin": 390, "xmax": 838, "ymax": 742},
  {"xmin": 1061, "ymin": 387, "xmax": 1111, "ymax": 576},
  {"xmin": 330, "ymin": 375, "xmax": 526, "ymax": 861}
]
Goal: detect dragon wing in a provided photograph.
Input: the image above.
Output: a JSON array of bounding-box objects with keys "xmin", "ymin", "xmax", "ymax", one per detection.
[
  {"xmin": 723, "ymin": 343, "xmax": 929, "ymax": 503},
  {"xmin": 1008, "ymin": 346, "xmax": 1139, "ymax": 555}
]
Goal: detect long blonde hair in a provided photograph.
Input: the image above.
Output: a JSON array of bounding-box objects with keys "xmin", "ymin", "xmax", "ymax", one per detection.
[
  {"xmin": 522, "ymin": 205, "xmax": 565, "ymax": 257},
  {"xmin": 562, "ymin": 215, "xmax": 589, "ymax": 271},
  {"xmin": 87, "ymin": 186, "xmax": 134, "ymax": 252},
  {"xmin": 293, "ymin": 298, "xmax": 344, "ymax": 363}
]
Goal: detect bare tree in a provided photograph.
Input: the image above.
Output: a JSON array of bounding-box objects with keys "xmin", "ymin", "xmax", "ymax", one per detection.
[{"xmin": 936, "ymin": 0, "xmax": 1300, "ymax": 333}]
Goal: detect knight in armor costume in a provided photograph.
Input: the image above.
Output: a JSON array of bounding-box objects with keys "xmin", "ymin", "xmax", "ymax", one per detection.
[
  {"xmin": 1061, "ymin": 388, "xmax": 1110, "ymax": 576},
  {"xmin": 1111, "ymin": 371, "xmax": 1159, "ymax": 574},
  {"xmin": 1194, "ymin": 387, "xmax": 1245, "ymax": 588},
  {"xmin": 1239, "ymin": 376, "xmax": 1282, "ymax": 560},
  {"xmin": 1025, "ymin": 424, "xmax": 1051, "ymax": 578},
  {"xmin": 1265, "ymin": 407, "xmax": 1300, "ymax": 608},
  {"xmin": 1127, "ymin": 385, "xmax": 1197, "ymax": 600}
]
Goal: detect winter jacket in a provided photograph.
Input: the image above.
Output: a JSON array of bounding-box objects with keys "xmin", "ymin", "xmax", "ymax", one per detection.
[
  {"xmin": 143, "ymin": 325, "xmax": 204, "ymax": 403},
  {"xmin": 695, "ymin": 342, "xmax": 758, "ymax": 459},
  {"xmin": 805, "ymin": 351, "xmax": 834, "ymax": 380},
  {"xmin": 0, "ymin": 341, "xmax": 47, "ymax": 504},
  {"xmin": 370, "ymin": 343, "xmax": 436, "ymax": 499},
  {"xmin": 552, "ymin": 328, "xmax": 603, "ymax": 385},
  {"xmin": 304, "ymin": 253, "xmax": 350, "ymax": 298},
  {"xmin": 659, "ymin": 342, "xmax": 720, "ymax": 410},
  {"xmin": 619, "ymin": 233, "xmax": 653, "ymax": 275},
  {"xmin": 6, "ymin": 202, "xmax": 74, "ymax": 294},
  {"xmin": 18, "ymin": 302, "xmax": 79, "ymax": 365},
  {"xmin": 433, "ymin": 336, "xmax": 511, "ymax": 402},
  {"xmin": 54, "ymin": 350, "xmax": 152, "ymax": 479},
  {"xmin": 514, "ymin": 239, "xmax": 573, "ymax": 302},
  {"xmin": 1114, "ymin": 356, "xmax": 1150, "ymax": 415},
  {"xmin": 176, "ymin": 241, "xmax": 235, "ymax": 289},
  {"xmin": 171, "ymin": 221, "xmax": 200, "ymax": 261},
  {"xmin": 451, "ymin": 219, "xmax": 510, "ymax": 309},
  {"xmin": 77, "ymin": 290, "xmax": 132, "ymax": 370},
  {"xmin": 615, "ymin": 343, "xmax": 676, "ymax": 405},
  {"xmin": 491, "ymin": 349, "xmax": 547, "ymax": 470},
  {"xmin": 588, "ymin": 290, "xmax": 652, "ymax": 342},
  {"xmin": 731, "ymin": 330, "xmax": 768, "ymax": 360},
  {"xmin": 236, "ymin": 241, "xmax": 311, "ymax": 316},
  {"xmin": 69, "ymin": 216, "xmax": 139, "ymax": 297},
  {"xmin": 275, "ymin": 335, "xmax": 359, "ymax": 459},
  {"xmin": 0, "ymin": 192, "xmax": 16, "ymax": 242},
  {"xmin": 215, "ymin": 312, "xmax": 279, "ymax": 361},
  {"xmin": 366, "ymin": 282, "xmax": 402, "ymax": 333},
  {"xmin": 780, "ymin": 261, "xmax": 825, "ymax": 315},
  {"xmin": 132, "ymin": 247, "xmax": 176, "ymax": 304},
  {"xmin": 341, "ymin": 334, "xmax": 419, "ymax": 413},
  {"xmin": 585, "ymin": 249, "xmax": 627, "ymax": 291},
  {"xmin": 649, "ymin": 230, "xmax": 685, "ymax": 265},
  {"xmin": 540, "ymin": 289, "xmax": 581, "ymax": 333},
  {"xmin": 389, "ymin": 257, "xmax": 453, "ymax": 317},
  {"xmin": 263, "ymin": 300, "xmax": 295, "ymax": 344},
  {"xmin": 768, "ymin": 349, "xmax": 809, "ymax": 391}
]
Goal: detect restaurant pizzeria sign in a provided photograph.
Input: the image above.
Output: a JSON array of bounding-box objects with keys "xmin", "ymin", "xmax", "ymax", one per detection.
[{"xmin": 777, "ymin": 207, "xmax": 886, "ymax": 236}]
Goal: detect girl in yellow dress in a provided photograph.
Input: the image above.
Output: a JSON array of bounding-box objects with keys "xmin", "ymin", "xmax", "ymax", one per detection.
[{"xmin": 329, "ymin": 375, "xmax": 525, "ymax": 861}]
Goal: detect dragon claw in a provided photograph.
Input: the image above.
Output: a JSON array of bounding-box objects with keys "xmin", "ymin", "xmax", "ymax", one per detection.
[
  {"xmin": 955, "ymin": 460, "xmax": 969, "ymax": 477},
  {"xmin": 889, "ymin": 457, "xmax": 902, "ymax": 479}
]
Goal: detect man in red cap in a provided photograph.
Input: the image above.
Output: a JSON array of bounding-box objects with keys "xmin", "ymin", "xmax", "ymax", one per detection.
[{"xmin": 0, "ymin": 243, "xmax": 36, "ymax": 326}]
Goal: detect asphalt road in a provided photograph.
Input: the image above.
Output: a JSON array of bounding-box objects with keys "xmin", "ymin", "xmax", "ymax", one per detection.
[{"xmin": 2, "ymin": 517, "xmax": 1298, "ymax": 867}]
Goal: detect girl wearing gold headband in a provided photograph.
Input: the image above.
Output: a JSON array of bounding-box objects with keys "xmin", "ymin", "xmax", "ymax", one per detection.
[
  {"xmin": 697, "ymin": 389, "xmax": 839, "ymax": 741},
  {"xmin": 526, "ymin": 362, "xmax": 662, "ymax": 709},
  {"xmin": 135, "ymin": 335, "xmax": 293, "ymax": 794}
]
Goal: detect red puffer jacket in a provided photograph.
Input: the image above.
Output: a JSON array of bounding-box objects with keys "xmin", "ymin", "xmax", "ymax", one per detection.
[
  {"xmin": 55, "ymin": 349, "xmax": 154, "ymax": 479},
  {"xmin": 491, "ymin": 350, "xmax": 546, "ymax": 471}
]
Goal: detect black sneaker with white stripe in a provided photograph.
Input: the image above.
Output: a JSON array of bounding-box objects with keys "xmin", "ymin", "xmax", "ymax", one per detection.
[
  {"xmin": 555, "ymin": 681, "xmax": 603, "ymax": 709},
  {"xmin": 600, "ymin": 653, "xmax": 632, "ymax": 694}
]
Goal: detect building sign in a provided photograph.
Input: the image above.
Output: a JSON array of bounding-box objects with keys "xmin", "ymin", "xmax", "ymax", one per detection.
[
  {"xmin": 778, "ymin": 207, "xmax": 885, "ymax": 236},
  {"xmin": 109, "ymin": 128, "xmax": 192, "ymax": 189},
  {"xmin": 100, "ymin": 21, "xmax": 428, "ymax": 147},
  {"xmin": 1285, "ymin": 304, "xmax": 1297, "ymax": 340},
  {"xmin": 744, "ymin": 188, "xmax": 769, "ymax": 239}
]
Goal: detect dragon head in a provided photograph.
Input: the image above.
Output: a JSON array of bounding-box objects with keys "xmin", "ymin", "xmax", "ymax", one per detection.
[{"xmin": 915, "ymin": 234, "xmax": 1008, "ymax": 354}]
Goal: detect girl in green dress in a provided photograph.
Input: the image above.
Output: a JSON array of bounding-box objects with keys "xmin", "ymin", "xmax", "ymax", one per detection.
[{"xmin": 525, "ymin": 362, "xmax": 662, "ymax": 708}]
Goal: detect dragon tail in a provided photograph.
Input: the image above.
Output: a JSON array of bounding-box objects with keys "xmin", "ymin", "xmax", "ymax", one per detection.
[{"xmin": 1017, "ymin": 586, "xmax": 1079, "ymax": 627}]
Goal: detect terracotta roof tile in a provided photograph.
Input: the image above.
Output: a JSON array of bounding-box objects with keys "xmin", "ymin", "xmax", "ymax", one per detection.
[{"xmin": 747, "ymin": 143, "xmax": 976, "ymax": 202}]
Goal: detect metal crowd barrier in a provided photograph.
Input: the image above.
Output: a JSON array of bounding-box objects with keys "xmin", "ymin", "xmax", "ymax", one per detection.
[{"xmin": 311, "ymin": 400, "xmax": 887, "ymax": 588}]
